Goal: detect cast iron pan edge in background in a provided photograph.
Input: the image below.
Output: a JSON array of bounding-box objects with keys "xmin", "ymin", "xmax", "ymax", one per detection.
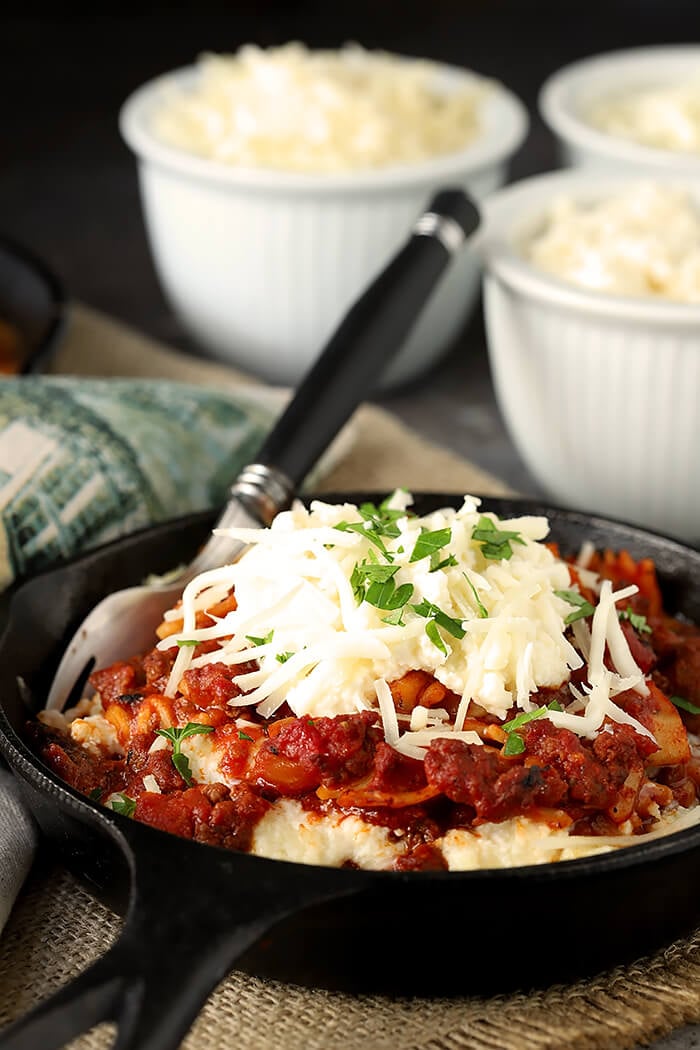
[
  {"xmin": 1, "ymin": 493, "xmax": 700, "ymax": 1050},
  {"xmin": 0, "ymin": 235, "xmax": 65, "ymax": 374}
]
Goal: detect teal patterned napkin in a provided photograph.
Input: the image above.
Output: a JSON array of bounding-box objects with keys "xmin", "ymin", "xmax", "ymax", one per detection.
[{"xmin": 0, "ymin": 376, "xmax": 280, "ymax": 590}]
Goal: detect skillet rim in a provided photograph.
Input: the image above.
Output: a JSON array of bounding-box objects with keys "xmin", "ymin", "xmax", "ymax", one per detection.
[{"xmin": 3, "ymin": 487, "xmax": 700, "ymax": 885}]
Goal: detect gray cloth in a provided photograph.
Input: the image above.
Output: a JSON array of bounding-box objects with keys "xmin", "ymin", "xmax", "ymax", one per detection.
[{"xmin": 0, "ymin": 769, "xmax": 37, "ymax": 934}]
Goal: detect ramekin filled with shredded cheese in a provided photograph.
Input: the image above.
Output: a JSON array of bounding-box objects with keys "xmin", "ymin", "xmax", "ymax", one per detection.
[
  {"xmin": 479, "ymin": 167, "xmax": 700, "ymax": 545},
  {"xmin": 540, "ymin": 45, "xmax": 700, "ymax": 174},
  {"xmin": 119, "ymin": 43, "xmax": 528, "ymax": 389}
]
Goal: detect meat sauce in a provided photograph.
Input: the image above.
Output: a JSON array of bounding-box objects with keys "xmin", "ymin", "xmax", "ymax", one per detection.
[{"xmin": 28, "ymin": 548, "xmax": 700, "ymax": 871}]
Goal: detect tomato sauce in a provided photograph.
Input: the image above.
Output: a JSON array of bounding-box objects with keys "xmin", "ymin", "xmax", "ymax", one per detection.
[{"xmin": 27, "ymin": 548, "xmax": 700, "ymax": 871}]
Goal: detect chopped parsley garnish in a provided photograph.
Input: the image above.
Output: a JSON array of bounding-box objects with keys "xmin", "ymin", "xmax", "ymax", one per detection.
[
  {"xmin": 409, "ymin": 527, "xmax": 452, "ymax": 564},
  {"xmin": 365, "ymin": 577, "xmax": 414, "ymax": 613},
  {"xmin": 471, "ymin": 515, "xmax": 525, "ymax": 561},
  {"xmin": 350, "ymin": 558, "xmax": 398, "ymax": 601},
  {"xmin": 334, "ymin": 496, "xmax": 409, "ymax": 561},
  {"xmin": 619, "ymin": 607, "xmax": 652, "ymax": 635},
  {"xmin": 238, "ymin": 730, "xmax": 254, "ymax": 741},
  {"xmin": 176, "ymin": 638, "xmax": 199, "ymax": 648},
  {"xmin": 110, "ymin": 793, "xmax": 136, "ymax": 817},
  {"xmin": 502, "ymin": 707, "xmax": 548, "ymax": 733},
  {"xmin": 350, "ymin": 556, "xmax": 414, "ymax": 618},
  {"xmin": 275, "ymin": 651, "xmax": 295, "ymax": 664},
  {"xmin": 335, "ymin": 518, "xmax": 392, "ymax": 559},
  {"xmin": 430, "ymin": 552, "xmax": 458, "ymax": 572},
  {"xmin": 670, "ymin": 695, "xmax": 700, "ymax": 716},
  {"xmin": 463, "ymin": 573, "xmax": 488, "ymax": 618},
  {"xmin": 411, "ymin": 599, "xmax": 465, "ymax": 654},
  {"xmin": 88, "ymin": 787, "xmax": 103, "ymax": 803},
  {"xmin": 503, "ymin": 733, "xmax": 526, "ymax": 756},
  {"xmin": 412, "ymin": 600, "xmax": 466, "ymax": 640},
  {"xmin": 502, "ymin": 701, "xmax": 562, "ymax": 755},
  {"xmin": 155, "ymin": 722, "xmax": 215, "ymax": 786},
  {"xmin": 246, "ymin": 629, "xmax": 274, "ymax": 646},
  {"xmin": 555, "ymin": 589, "xmax": 596, "ymax": 625}
]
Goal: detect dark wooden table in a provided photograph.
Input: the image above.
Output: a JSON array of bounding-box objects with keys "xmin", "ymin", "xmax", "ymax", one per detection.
[{"xmin": 3, "ymin": 0, "xmax": 696, "ymax": 497}]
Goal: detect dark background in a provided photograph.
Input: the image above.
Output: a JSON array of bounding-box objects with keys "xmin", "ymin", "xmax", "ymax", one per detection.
[{"xmin": 3, "ymin": 1, "xmax": 700, "ymax": 490}]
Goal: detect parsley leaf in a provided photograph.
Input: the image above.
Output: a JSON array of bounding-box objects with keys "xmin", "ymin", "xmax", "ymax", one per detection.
[
  {"xmin": 335, "ymin": 519, "xmax": 392, "ymax": 559},
  {"xmin": 670, "ymin": 695, "xmax": 700, "ymax": 715},
  {"xmin": 411, "ymin": 598, "xmax": 465, "ymax": 654},
  {"xmin": 365, "ymin": 578, "xmax": 414, "ymax": 612},
  {"xmin": 155, "ymin": 722, "xmax": 215, "ymax": 787},
  {"xmin": 110, "ymin": 793, "xmax": 136, "ymax": 817},
  {"xmin": 238, "ymin": 730, "xmax": 254, "ymax": 741},
  {"xmin": 425, "ymin": 619, "xmax": 448, "ymax": 656},
  {"xmin": 275, "ymin": 651, "xmax": 294, "ymax": 663},
  {"xmin": 409, "ymin": 527, "xmax": 452, "ymax": 564},
  {"xmin": 471, "ymin": 515, "xmax": 525, "ymax": 561},
  {"xmin": 351, "ymin": 559, "xmax": 398, "ymax": 603},
  {"xmin": 411, "ymin": 599, "xmax": 466, "ymax": 640},
  {"xmin": 555, "ymin": 589, "xmax": 595, "ymax": 625},
  {"xmin": 619, "ymin": 607, "xmax": 652, "ymax": 635},
  {"xmin": 246, "ymin": 629, "xmax": 274, "ymax": 646},
  {"xmin": 501, "ymin": 701, "xmax": 562, "ymax": 754},
  {"xmin": 335, "ymin": 500, "xmax": 406, "ymax": 562},
  {"xmin": 502, "ymin": 707, "xmax": 548, "ymax": 733},
  {"xmin": 430, "ymin": 552, "xmax": 458, "ymax": 572},
  {"xmin": 88, "ymin": 787, "xmax": 103, "ymax": 803},
  {"xmin": 463, "ymin": 573, "xmax": 488, "ymax": 618},
  {"xmin": 503, "ymin": 733, "xmax": 526, "ymax": 756}
]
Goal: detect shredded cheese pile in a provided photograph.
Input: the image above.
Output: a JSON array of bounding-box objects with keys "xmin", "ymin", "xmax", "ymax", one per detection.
[
  {"xmin": 157, "ymin": 492, "xmax": 652, "ymax": 756},
  {"xmin": 588, "ymin": 73, "xmax": 700, "ymax": 153},
  {"xmin": 152, "ymin": 43, "xmax": 489, "ymax": 172},
  {"xmin": 527, "ymin": 182, "xmax": 700, "ymax": 302}
]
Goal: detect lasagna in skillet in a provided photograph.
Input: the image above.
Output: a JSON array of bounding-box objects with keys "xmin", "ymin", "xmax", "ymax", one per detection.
[{"xmin": 30, "ymin": 492, "xmax": 700, "ymax": 870}]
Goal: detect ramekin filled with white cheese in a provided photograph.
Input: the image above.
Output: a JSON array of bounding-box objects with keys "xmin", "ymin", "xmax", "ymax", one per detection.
[
  {"xmin": 479, "ymin": 168, "xmax": 700, "ymax": 545},
  {"xmin": 119, "ymin": 43, "xmax": 528, "ymax": 390},
  {"xmin": 539, "ymin": 45, "xmax": 700, "ymax": 174}
]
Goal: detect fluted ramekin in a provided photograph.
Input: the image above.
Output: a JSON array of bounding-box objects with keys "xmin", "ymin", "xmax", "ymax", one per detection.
[
  {"xmin": 119, "ymin": 61, "xmax": 528, "ymax": 390},
  {"xmin": 479, "ymin": 168, "xmax": 700, "ymax": 545},
  {"xmin": 539, "ymin": 45, "xmax": 700, "ymax": 175}
]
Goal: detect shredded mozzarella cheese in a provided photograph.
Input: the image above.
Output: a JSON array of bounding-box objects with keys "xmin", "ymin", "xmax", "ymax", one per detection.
[
  {"xmin": 527, "ymin": 182, "xmax": 700, "ymax": 302},
  {"xmin": 152, "ymin": 43, "xmax": 490, "ymax": 172},
  {"xmin": 588, "ymin": 74, "xmax": 700, "ymax": 153},
  {"xmin": 156, "ymin": 492, "xmax": 657, "ymax": 754}
]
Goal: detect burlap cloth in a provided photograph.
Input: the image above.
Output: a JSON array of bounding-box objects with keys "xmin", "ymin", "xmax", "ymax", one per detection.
[{"xmin": 1, "ymin": 303, "xmax": 698, "ymax": 1049}]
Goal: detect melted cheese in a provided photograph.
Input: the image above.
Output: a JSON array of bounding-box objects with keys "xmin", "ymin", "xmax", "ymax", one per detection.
[{"xmin": 249, "ymin": 798, "xmax": 700, "ymax": 870}]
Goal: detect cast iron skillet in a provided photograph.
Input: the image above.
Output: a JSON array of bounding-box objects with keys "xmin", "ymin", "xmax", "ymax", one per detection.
[
  {"xmin": 1, "ymin": 492, "xmax": 700, "ymax": 1050},
  {"xmin": 0, "ymin": 235, "xmax": 65, "ymax": 374}
]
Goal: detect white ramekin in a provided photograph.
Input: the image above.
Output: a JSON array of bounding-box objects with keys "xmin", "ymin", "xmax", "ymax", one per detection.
[
  {"xmin": 119, "ymin": 62, "xmax": 528, "ymax": 390},
  {"xmin": 479, "ymin": 168, "xmax": 700, "ymax": 545},
  {"xmin": 539, "ymin": 45, "xmax": 700, "ymax": 175}
]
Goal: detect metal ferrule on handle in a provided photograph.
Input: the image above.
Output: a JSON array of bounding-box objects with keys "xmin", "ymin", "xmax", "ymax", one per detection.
[{"xmin": 228, "ymin": 463, "xmax": 296, "ymax": 526}]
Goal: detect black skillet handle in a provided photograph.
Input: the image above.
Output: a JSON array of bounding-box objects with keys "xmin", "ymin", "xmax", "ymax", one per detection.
[
  {"xmin": 254, "ymin": 187, "xmax": 480, "ymax": 491},
  {"xmin": 0, "ymin": 820, "xmax": 359, "ymax": 1050}
]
